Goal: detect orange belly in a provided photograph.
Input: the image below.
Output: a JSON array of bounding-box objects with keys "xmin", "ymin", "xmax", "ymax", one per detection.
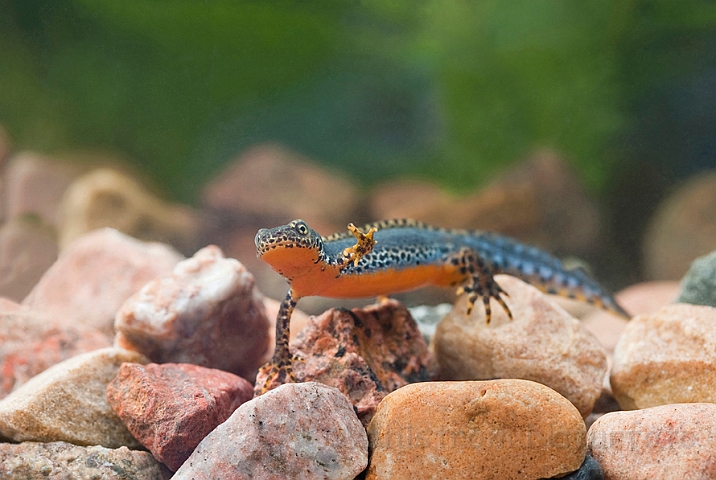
[{"xmin": 289, "ymin": 263, "xmax": 465, "ymax": 299}]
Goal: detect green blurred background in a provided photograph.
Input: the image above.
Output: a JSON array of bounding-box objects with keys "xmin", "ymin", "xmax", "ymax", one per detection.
[{"xmin": 2, "ymin": 0, "xmax": 716, "ymax": 234}]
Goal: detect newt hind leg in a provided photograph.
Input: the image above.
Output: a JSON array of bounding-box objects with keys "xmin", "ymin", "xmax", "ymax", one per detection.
[
  {"xmin": 452, "ymin": 248, "xmax": 512, "ymax": 324},
  {"xmin": 257, "ymin": 290, "xmax": 301, "ymax": 395}
]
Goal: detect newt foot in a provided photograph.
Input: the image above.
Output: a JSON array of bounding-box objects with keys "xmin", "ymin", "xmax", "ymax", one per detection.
[{"xmin": 342, "ymin": 223, "xmax": 378, "ymax": 267}]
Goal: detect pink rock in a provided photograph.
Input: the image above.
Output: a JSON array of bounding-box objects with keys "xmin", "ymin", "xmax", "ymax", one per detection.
[
  {"xmin": 106, "ymin": 362, "xmax": 253, "ymax": 471},
  {"xmin": 255, "ymin": 299, "xmax": 433, "ymax": 425},
  {"xmin": 23, "ymin": 228, "xmax": 183, "ymax": 337},
  {"xmin": 588, "ymin": 403, "xmax": 716, "ymax": 479},
  {"xmin": 434, "ymin": 275, "xmax": 608, "ymax": 417},
  {"xmin": 173, "ymin": 382, "xmax": 368, "ymax": 480},
  {"xmin": 0, "ymin": 217, "xmax": 58, "ymax": 302},
  {"xmin": 0, "ymin": 302, "xmax": 110, "ymax": 399},
  {"xmin": 3, "ymin": 152, "xmax": 80, "ymax": 227},
  {"xmin": 114, "ymin": 245, "xmax": 269, "ymax": 380}
]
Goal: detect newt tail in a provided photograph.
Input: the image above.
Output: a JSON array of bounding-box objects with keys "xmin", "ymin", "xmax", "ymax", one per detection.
[{"xmin": 255, "ymin": 219, "xmax": 628, "ymax": 392}]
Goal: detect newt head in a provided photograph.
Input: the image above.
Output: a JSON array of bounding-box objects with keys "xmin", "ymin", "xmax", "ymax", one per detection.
[{"xmin": 255, "ymin": 219, "xmax": 325, "ymax": 280}]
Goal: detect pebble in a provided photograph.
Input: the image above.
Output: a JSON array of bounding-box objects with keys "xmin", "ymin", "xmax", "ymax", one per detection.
[
  {"xmin": 560, "ymin": 455, "xmax": 604, "ymax": 480},
  {"xmin": 611, "ymin": 303, "xmax": 716, "ymax": 410},
  {"xmin": 0, "ymin": 441, "xmax": 172, "ymax": 480},
  {"xmin": 643, "ymin": 171, "xmax": 716, "ymax": 280},
  {"xmin": 588, "ymin": 403, "xmax": 716, "ymax": 479},
  {"xmin": 677, "ymin": 249, "xmax": 716, "ymax": 307},
  {"xmin": 23, "ymin": 228, "xmax": 183, "ymax": 337},
  {"xmin": 255, "ymin": 299, "xmax": 433, "ymax": 425},
  {"xmin": 114, "ymin": 245, "xmax": 269, "ymax": 380},
  {"xmin": 0, "ymin": 301, "xmax": 109, "ymax": 398},
  {"xmin": 366, "ymin": 379, "xmax": 586, "ymax": 480},
  {"xmin": 0, "ymin": 347, "xmax": 148, "ymax": 448},
  {"xmin": 173, "ymin": 382, "xmax": 368, "ymax": 480},
  {"xmin": 59, "ymin": 167, "xmax": 200, "ymax": 253},
  {"xmin": 106, "ymin": 362, "xmax": 254, "ymax": 471},
  {"xmin": 434, "ymin": 274, "xmax": 607, "ymax": 417},
  {"xmin": 0, "ymin": 217, "xmax": 58, "ymax": 302}
]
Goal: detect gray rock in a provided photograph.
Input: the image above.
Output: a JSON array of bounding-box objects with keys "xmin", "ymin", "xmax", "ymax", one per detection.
[
  {"xmin": 557, "ymin": 455, "xmax": 603, "ymax": 480},
  {"xmin": 677, "ymin": 250, "xmax": 716, "ymax": 307},
  {"xmin": 0, "ymin": 441, "xmax": 171, "ymax": 480}
]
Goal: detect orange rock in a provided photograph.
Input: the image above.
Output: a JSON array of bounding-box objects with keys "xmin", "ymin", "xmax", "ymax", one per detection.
[
  {"xmin": 366, "ymin": 380, "xmax": 586, "ymax": 480},
  {"xmin": 434, "ymin": 275, "xmax": 607, "ymax": 417},
  {"xmin": 611, "ymin": 303, "xmax": 716, "ymax": 410}
]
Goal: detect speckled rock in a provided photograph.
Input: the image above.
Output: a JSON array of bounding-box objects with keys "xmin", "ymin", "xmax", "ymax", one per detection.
[
  {"xmin": 3, "ymin": 152, "xmax": 80, "ymax": 227},
  {"xmin": 677, "ymin": 249, "xmax": 716, "ymax": 307},
  {"xmin": 255, "ymin": 299, "xmax": 432, "ymax": 425},
  {"xmin": 588, "ymin": 403, "xmax": 716, "ymax": 479},
  {"xmin": 106, "ymin": 362, "xmax": 254, "ymax": 471},
  {"xmin": 366, "ymin": 379, "xmax": 586, "ymax": 480},
  {"xmin": 560, "ymin": 455, "xmax": 604, "ymax": 480},
  {"xmin": 434, "ymin": 275, "xmax": 607, "ymax": 417},
  {"xmin": 0, "ymin": 303, "xmax": 110, "ymax": 399},
  {"xmin": 173, "ymin": 382, "xmax": 368, "ymax": 480},
  {"xmin": 643, "ymin": 171, "xmax": 716, "ymax": 280},
  {"xmin": 0, "ymin": 348, "xmax": 148, "ymax": 448},
  {"xmin": 59, "ymin": 168, "xmax": 200, "ymax": 253},
  {"xmin": 0, "ymin": 217, "xmax": 58, "ymax": 302},
  {"xmin": 114, "ymin": 245, "xmax": 269, "ymax": 380},
  {"xmin": 23, "ymin": 228, "xmax": 183, "ymax": 337},
  {"xmin": 611, "ymin": 303, "xmax": 716, "ymax": 410},
  {"xmin": 0, "ymin": 441, "xmax": 172, "ymax": 480}
]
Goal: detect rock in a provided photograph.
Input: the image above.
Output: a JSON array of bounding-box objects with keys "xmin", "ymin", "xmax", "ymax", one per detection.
[
  {"xmin": 173, "ymin": 382, "xmax": 368, "ymax": 480},
  {"xmin": 643, "ymin": 171, "xmax": 716, "ymax": 280},
  {"xmin": 3, "ymin": 152, "xmax": 80, "ymax": 227},
  {"xmin": 581, "ymin": 281, "xmax": 679, "ymax": 354},
  {"xmin": 0, "ymin": 217, "xmax": 58, "ymax": 302},
  {"xmin": 23, "ymin": 228, "xmax": 183, "ymax": 337},
  {"xmin": 588, "ymin": 403, "xmax": 716, "ymax": 479},
  {"xmin": 106, "ymin": 362, "xmax": 253, "ymax": 471},
  {"xmin": 0, "ymin": 347, "xmax": 148, "ymax": 447},
  {"xmin": 0, "ymin": 441, "xmax": 172, "ymax": 479},
  {"xmin": 560, "ymin": 455, "xmax": 604, "ymax": 480},
  {"xmin": 434, "ymin": 274, "xmax": 608, "ymax": 417},
  {"xmin": 59, "ymin": 167, "xmax": 200, "ymax": 254},
  {"xmin": 114, "ymin": 245, "xmax": 269, "ymax": 380},
  {"xmin": 611, "ymin": 303, "xmax": 716, "ymax": 410},
  {"xmin": 366, "ymin": 379, "xmax": 586, "ymax": 480},
  {"xmin": 677, "ymin": 249, "xmax": 716, "ymax": 307},
  {"xmin": 255, "ymin": 299, "xmax": 433, "ymax": 425},
  {"xmin": 201, "ymin": 143, "xmax": 360, "ymax": 233},
  {"xmin": 0, "ymin": 302, "xmax": 110, "ymax": 399}
]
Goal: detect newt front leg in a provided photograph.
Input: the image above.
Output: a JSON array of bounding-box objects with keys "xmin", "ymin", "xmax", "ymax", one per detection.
[
  {"xmin": 258, "ymin": 290, "xmax": 301, "ymax": 394},
  {"xmin": 341, "ymin": 223, "xmax": 378, "ymax": 267}
]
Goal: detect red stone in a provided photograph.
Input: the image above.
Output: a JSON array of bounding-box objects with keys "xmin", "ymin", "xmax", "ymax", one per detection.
[{"xmin": 106, "ymin": 362, "xmax": 253, "ymax": 471}]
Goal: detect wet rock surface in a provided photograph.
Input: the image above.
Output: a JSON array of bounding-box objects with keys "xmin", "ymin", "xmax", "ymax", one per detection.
[
  {"xmin": 115, "ymin": 245, "xmax": 269, "ymax": 380},
  {"xmin": 434, "ymin": 275, "xmax": 608, "ymax": 417},
  {"xmin": 588, "ymin": 403, "xmax": 716, "ymax": 479},
  {"xmin": 611, "ymin": 303, "xmax": 716, "ymax": 410},
  {"xmin": 0, "ymin": 348, "xmax": 148, "ymax": 448},
  {"xmin": 255, "ymin": 299, "xmax": 433, "ymax": 425},
  {"xmin": 107, "ymin": 362, "xmax": 254, "ymax": 471},
  {"xmin": 23, "ymin": 228, "xmax": 183, "ymax": 337},
  {"xmin": 0, "ymin": 441, "xmax": 172, "ymax": 480},
  {"xmin": 173, "ymin": 382, "xmax": 368, "ymax": 480},
  {"xmin": 366, "ymin": 379, "xmax": 586, "ymax": 480}
]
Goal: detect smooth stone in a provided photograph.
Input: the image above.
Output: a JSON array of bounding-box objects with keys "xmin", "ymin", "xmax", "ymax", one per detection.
[
  {"xmin": 255, "ymin": 299, "xmax": 432, "ymax": 425},
  {"xmin": 611, "ymin": 303, "xmax": 716, "ymax": 410},
  {"xmin": 677, "ymin": 249, "xmax": 716, "ymax": 307},
  {"xmin": 23, "ymin": 228, "xmax": 183, "ymax": 337},
  {"xmin": 59, "ymin": 167, "xmax": 200, "ymax": 253},
  {"xmin": 173, "ymin": 382, "xmax": 368, "ymax": 480},
  {"xmin": 0, "ymin": 348, "xmax": 148, "ymax": 448},
  {"xmin": 114, "ymin": 245, "xmax": 269, "ymax": 380},
  {"xmin": 366, "ymin": 379, "xmax": 586, "ymax": 480},
  {"xmin": 588, "ymin": 403, "xmax": 716, "ymax": 479},
  {"xmin": 434, "ymin": 274, "xmax": 607, "ymax": 417},
  {"xmin": 0, "ymin": 302, "xmax": 110, "ymax": 399},
  {"xmin": 558, "ymin": 455, "xmax": 604, "ymax": 480},
  {"xmin": 0, "ymin": 441, "xmax": 172, "ymax": 479},
  {"xmin": 106, "ymin": 362, "xmax": 254, "ymax": 471}
]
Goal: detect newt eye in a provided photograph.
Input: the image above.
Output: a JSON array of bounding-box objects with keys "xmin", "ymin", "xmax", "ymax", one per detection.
[{"xmin": 295, "ymin": 222, "xmax": 309, "ymax": 235}]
